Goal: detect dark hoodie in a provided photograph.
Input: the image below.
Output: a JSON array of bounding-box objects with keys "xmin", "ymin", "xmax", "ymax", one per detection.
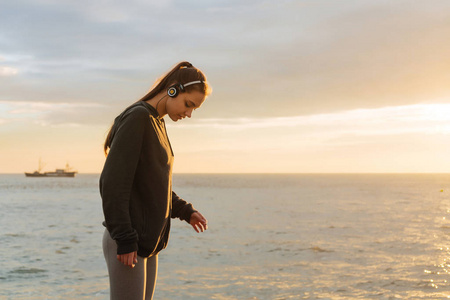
[{"xmin": 100, "ymin": 101, "xmax": 196, "ymax": 257}]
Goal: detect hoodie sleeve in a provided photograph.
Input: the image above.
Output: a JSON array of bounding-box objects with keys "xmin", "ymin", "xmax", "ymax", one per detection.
[
  {"xmin": 100, "ymin": 107, "xmax": 148, "ymax": 255},
  {"xmin": 171, "ymin": 191, "xmax": 197, "ymax": 223}
]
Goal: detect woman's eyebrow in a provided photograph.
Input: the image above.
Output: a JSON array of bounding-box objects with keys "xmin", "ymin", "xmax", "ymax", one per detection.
[{"xmin": 188, "ymin": 100, "xmax": 198, "ymax": 108}]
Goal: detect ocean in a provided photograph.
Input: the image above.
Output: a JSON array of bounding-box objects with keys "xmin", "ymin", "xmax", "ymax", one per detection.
[{"xmin": 0, "ymin": 173, "xmax": 449, "ymax": 299}]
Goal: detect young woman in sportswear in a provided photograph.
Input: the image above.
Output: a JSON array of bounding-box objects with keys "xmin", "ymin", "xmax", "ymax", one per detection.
[{"xmin": 100, "ymin": 61, "xmax": 211, "ymax": 300}]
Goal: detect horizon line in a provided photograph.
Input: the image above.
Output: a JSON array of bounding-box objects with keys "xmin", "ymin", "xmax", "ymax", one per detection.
[{"xmin": 2, "ymin": 172, "xmax": 450, "ymax": 175}]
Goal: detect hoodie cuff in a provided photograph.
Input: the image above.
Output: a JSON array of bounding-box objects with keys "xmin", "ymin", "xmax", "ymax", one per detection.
[{"xmin": 116, "ymin": 241, "xmax": 138, "ymax": 255}]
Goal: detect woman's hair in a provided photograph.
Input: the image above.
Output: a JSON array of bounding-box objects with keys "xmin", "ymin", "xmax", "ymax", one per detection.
[
  {"xmin": 103, "ymin": 61, "xmax": 211, "ymax": 155},
  {"xmin": 138, "ymin": 61, "xmax": 212, "ymax": 102}
]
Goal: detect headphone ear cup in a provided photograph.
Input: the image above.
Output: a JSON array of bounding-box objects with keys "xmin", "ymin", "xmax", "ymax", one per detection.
[{"xmin": 167, "ymin": 86, "xmax": 178, "ymax": 97}]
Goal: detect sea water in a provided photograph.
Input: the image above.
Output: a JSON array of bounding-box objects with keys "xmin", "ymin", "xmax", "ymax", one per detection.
[{"xmin": 0, "ymin": 174, "xmax": 449, "ymax": 299}]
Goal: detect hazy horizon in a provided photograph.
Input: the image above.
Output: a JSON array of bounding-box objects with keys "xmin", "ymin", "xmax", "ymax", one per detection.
[{"xmin": 4, "ymin": 172, "xmax": 450, "ymax": 175}]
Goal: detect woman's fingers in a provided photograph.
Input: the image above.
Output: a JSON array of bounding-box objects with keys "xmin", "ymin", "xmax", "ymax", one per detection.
[
  {"xmin": 128, "ymin": 254, "xmax": 134, "ymax": 268},
  {"xmin": 190, "ymin": 212, "xmax": 208, "ymax": 233},
  {"xmin": 116, "ymin": 252, "xmax": 137, "ymax": 268},
  {"xmin": 117, "ymin": 254, "xmax": 125, "ymax": 265},
  {"xmin": 196, "ymin": 212, "xmax": 207, "ymax": 223},
  {"xmin": 201, "ymin": 219, "xmax": 208, "ymax": 230},
  {"xmin": 193, "ymin": 222, "xmax": 206, "ymax": 233}
]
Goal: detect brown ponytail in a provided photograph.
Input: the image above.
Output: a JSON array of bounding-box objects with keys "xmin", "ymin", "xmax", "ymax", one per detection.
[{"xmin": 103, "ymin": 61, "xmax": 211, "ymax": 155}]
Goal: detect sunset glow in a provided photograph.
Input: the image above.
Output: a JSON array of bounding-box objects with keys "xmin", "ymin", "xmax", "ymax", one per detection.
[{"xmin": 1, "ymin": 1, "xmax": 449, "ymax": 173}]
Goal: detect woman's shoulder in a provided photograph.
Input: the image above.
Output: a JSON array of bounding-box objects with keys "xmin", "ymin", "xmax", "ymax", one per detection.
[{"xmin": 121, "ymin": 103, "xmax": 150, "ymax": 121}]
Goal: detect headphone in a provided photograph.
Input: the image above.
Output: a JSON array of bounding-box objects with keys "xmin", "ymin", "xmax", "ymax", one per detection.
[{"xmin": 167, "ymin": 80, "xmax": 204, "ymax": 98}]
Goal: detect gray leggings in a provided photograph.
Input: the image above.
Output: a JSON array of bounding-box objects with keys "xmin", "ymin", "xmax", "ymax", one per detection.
[{"xmin": 102, "ymin": 229, "xmax": 158, "ymax": 300}]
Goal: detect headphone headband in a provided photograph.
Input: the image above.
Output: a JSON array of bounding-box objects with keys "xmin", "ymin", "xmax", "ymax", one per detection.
[
  {"xmin": 167, "ymin": 80, "xmax": 205, "ymax": 97},
  {"xmin": 182, "ymin": 80, "xmax": 204, "ymax": 88}
]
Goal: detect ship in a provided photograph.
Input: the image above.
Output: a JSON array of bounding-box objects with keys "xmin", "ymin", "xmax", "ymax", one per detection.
[{"xmin": 25, "ymin": 160, "xmax": 78, "ymax": 178}]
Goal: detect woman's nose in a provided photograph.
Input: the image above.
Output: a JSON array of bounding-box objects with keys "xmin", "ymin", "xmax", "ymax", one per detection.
[{"xmin": 185, "ymin": 109, "xmax": 193, "ymax": 118}]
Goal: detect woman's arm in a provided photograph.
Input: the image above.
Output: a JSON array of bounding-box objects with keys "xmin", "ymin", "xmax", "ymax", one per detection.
[
  {"xmin": 171, "ymin": 191, "xmax": 208, "ymax": 232},
  {"xmin": 171, "ymin": 191, "xmax": 196, "ymax": 221},
  {"xmin": 100, "ymin": 107, "xmax": 148, "ymax": 255}
]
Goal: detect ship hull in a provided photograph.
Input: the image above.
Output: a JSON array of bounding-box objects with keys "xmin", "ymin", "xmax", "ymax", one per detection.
[
  {"xmin": 25, "ymin": 172, "xmax": 77, "ymax": 177},
  {"xmin": 25, "ymin": 172, "xmax": 47, "ymax": 177},
  {"xmin": 43, "ymin": 172, "xmax": 76, "ymax": 177}
]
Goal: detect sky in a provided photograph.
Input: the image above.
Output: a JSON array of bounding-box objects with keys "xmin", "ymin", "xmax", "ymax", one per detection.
[{"xmin": 1, "ymin": 0, "xmax": 450, "ymax": 173}]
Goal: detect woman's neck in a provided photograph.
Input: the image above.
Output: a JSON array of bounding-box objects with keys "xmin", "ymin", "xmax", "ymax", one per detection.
[{"xmin": 145, "ymin": 91, "xmax": 168, "ymax": 118}]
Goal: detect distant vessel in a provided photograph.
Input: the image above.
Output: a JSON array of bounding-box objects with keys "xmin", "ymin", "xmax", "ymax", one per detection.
[{"xmin": 25, "ymin": 161, "xmax": 77, "ymax": 178}]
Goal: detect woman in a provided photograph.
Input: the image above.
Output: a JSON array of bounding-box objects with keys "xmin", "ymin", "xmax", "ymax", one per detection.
[{"xmin": 100, "ymin": 61, "xmax": 211, "ymax": 300}]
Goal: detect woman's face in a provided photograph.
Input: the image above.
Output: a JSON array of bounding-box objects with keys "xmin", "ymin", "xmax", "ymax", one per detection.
[{"xmin": 166, "ymin": 90, "xmax": 206, "ymax": 122}]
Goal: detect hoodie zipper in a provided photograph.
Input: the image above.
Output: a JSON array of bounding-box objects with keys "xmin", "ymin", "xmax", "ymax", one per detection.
[{"xmin": 161, "ymin": 119, "xmax": 174, "ymax": 157}]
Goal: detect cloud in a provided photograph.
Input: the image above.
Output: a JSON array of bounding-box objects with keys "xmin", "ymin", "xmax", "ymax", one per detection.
[
  {"xmin": 166, "ymin": 102, "xmax": 450, "ymax": 173},
  {"xmin": 202, "ymin": 1, "xmax": 450, "ymax": 117},
  {"xmin": 0, "ymin": 0, "xmax": 449, "ymax": 119},
  {"xmin": 169, "ymin": 103, "xmax": 450, "ymax": 137},
  {"xmin": 0, "ymin": 66, "xmax": 18, "ymax": 76},
  {"xmin": 0, "ymin": 101, "xmax": 108, "ymax": 126}
]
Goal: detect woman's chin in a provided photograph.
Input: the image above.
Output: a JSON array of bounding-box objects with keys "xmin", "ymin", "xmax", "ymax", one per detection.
[{"xmin": 169, "ymin": 115, "xmax": 179, "ymax": 122}]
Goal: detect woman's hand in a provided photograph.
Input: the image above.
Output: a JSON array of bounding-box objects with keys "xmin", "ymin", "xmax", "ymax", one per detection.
[
  {"xmin": 117, "ymin": 251, "xmax": 138, "ymax": 268},
  {"xmin": 190, "ymin": 211, "xmax": 208, "ymax": 233}
]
